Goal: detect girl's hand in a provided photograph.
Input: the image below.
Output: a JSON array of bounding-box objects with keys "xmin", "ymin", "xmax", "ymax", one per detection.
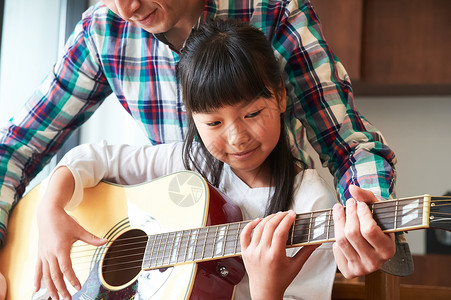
[
  {"xmin": 34, "ymin": 204, "xmax": 106, "ymax": 300},
  {"xmin": 332, "ymin": 185, "xmax": 396, "ymax": 278},
  {"xmin": 240, "ymin": 211, "xmax": 319, "ymax": 300}
]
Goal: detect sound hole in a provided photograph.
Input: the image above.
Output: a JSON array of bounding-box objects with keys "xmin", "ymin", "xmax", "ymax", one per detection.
[{"xmin": 102, "ymin": 228, "xmax": 148, "ymax": 287}]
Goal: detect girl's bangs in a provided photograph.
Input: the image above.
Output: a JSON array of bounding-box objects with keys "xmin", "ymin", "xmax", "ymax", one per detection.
[{"xmin": 184, "ymin": 42, "xmax": 273, "ymax": 113}]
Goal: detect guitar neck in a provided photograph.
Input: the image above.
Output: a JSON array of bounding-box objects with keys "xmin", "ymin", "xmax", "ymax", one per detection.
[
  {"xmin": 142, "ymin": 195, "xmax": 431, "ymax": 271},
  {"xmin": 288, "ymin": 195, "xmax": 430, "ymax": 247}
]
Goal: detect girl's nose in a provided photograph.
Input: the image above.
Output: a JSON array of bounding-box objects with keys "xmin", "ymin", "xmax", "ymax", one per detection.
[
  {"xmin": 115, "ymin": 0, "xmax": 141, "ymax": 20},
  {"xmin": 227, "ymin": 120, "xmax": 251, "ymax": 147}
]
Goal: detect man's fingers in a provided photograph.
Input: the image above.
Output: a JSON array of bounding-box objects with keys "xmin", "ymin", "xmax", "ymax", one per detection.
[
  {"xmin": 349, "ymin": 185, "xmax": 379, "ymax": 204},
  {"xmin": 344, "ymin": 199, "xmax": 372, "ymax": 255},
  {"xmin": 356, "ymin": 201, "xmax": 396, "ymax": 261},
  {"xmin": 333, "ymin": 201, "xmax": 359, "ymax": 263},
  {"xmin": 333, "ymin": 192, "xmax": 396, "ymax": 278}
]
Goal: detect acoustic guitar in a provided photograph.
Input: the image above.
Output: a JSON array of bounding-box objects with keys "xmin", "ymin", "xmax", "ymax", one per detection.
[{"xmin": 0, "ymin": 171, "xmax": 450, "ymax": 299}]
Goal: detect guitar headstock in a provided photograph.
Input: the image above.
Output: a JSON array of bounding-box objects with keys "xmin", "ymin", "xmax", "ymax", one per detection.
[{"xmin": 429, "ymin": 196, "xmax": 451, "ymax": 231}]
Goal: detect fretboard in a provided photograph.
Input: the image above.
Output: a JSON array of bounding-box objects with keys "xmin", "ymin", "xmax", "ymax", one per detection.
[{"xmin": 142, "ymin": 195, "xmax": 430, "ymax": 271}]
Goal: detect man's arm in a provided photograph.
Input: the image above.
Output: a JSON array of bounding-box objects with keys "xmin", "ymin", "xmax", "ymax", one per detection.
[
  {"xmin": 0, "ymin": 6, "xmax": 112, "ymax": 247},
  {"xmin": 264, "ymin": 0, "xmax": 406, "ymax": 276},
  {"xmin": 268, "ymin": 0, "xmax": 396, "ymax": 202}
]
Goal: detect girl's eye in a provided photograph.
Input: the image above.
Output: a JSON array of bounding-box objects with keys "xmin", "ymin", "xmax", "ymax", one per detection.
[
  {"xmin": 206, "ymin": 121, "xmax": 221, "ymax": 127},
  {"xmin": 245, "ymin": 109, "xmax": 262, "ymax": 118}
]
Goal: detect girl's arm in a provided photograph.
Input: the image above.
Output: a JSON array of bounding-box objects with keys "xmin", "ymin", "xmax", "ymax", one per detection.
[
  {"xmin": 240, "ymin": 211, "xmax": 319, "ymax": 300},
  {"xmin": 0, "ymin": 271, "xmax": 6, "ymax": 300},
  {"xmin": 34, "ymin": 167, "xmax": 107, "ymax": 300},
  {"xmin": 52, "ymin": 142, "xmax": 184, "ymax": 210}
]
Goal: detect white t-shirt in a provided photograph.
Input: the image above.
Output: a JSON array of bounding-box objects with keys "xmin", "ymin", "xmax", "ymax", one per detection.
[{"xmin": 48, "ymin": 141, "xmax": 338, "ymax": 299}]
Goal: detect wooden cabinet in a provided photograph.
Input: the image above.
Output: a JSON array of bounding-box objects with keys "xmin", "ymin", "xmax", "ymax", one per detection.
[
  {"xmin": 310, "ymin": 0, "xmax": 363, "ymax": 81},
  {"xmin": 332, "ymin": 255, "xmax": 451, "ymax": 300},
  {"xmin": 311, "ymin": 0, "xmax": 451, "ymax": 94}
]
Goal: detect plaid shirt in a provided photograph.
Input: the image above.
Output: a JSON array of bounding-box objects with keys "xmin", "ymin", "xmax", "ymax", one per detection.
[{"xmin": 0, "ymin": 0, "xmax": 396, "ymax": 245}]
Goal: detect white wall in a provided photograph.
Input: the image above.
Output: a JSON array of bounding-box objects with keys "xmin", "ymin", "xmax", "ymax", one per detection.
[
  {"xmin": 79, "ymin": 95, "xmax": 150, "ymax": 146},
  {"xmin": 305, "ymin": 95, "xmax": 451, "ymax": 255},
  {"xmin": 0, "ymin": 0, "xmax": 66, "ymax": 188},
  {"xmin": 0, "ymin": 0, "xmax": 64, "ymax": 125},
  {"xmin": 355, "ymin": 95, "xmax": 451, "ymax": 254}
]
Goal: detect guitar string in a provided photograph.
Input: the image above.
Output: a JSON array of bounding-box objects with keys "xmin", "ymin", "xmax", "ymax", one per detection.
[
  {"xmin": 70, "ymin": 202, "xmax": 431, "ymax": 260},
  {"xmin": 69, "ymin": 219, "xmax": 415, "ymax": 275},
  {"xmin": 70, "ymin": 207, "xmax": 396, "ymax": 273},
  {"xmin": 68, "ymin": 223, "xmax": 384, "ymax": 271},
  {"xmin": 70, "ymin": 220, "xmax": 247, "ymax": 251},
  {"xmin": 85, "ymin": 205, "xmax": 410, "ymax": 254},
  {"xmin": 69, "ymin": 207, "xmax": 416, "ymax": 259},
  {"xmin": 76, "ymin": 223, "xmax": 451, "ymax": 276},
  {"xmin": 70, "ymin": 198, "xmax": 425, "ymax": 255},
  {"xmin": 84, "ymin": 206, "xmax": 442, "ymax": 270},
  {"xmin": 72, "ymin": 196, "xmax": 451, "ymax": 255},
  {"xmin": 69, "ymin": 200, "xmax": 451, "ymax": 269},
  {"xmin": 29, "ymin": 199, "xmax": 443, "ymax": 275},
  {"xmin": 72, "ymin": 212, "xmax": 451, "ymax": 276},
  {"xmin": 70, "ymin": 225, "xmax": 248, "ymax": 262}
]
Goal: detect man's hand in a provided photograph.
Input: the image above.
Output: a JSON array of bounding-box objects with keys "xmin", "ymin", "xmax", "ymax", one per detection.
[{"xmin": 332, "ymin": 185, "xmax": 396, "ymax": 278}]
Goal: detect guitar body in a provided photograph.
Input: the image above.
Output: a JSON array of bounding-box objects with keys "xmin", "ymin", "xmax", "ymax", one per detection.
[{"xmin": 0, "ymin": 171, "xmax": 245, "ymax": 299}]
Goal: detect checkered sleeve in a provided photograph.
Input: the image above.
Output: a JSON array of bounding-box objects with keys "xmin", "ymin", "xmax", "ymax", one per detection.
[
  {"xmin": 0, "ymin": 5, "xmax": 112, "ymax": 246},
  {"xmin": 273, "ymin": 0, "xmax": 396, "ymax": 203}
]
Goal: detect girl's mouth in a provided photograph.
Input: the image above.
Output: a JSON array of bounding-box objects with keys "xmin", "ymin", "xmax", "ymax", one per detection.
[{"xmin": 230, "ymin": 147, "xmax": 257, "ymax": 160}]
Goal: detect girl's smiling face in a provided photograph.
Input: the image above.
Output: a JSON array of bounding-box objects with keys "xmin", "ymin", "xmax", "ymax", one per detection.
[{"xmin": 192, "ymin": 94, "xmax": 286, "ymax": 187}]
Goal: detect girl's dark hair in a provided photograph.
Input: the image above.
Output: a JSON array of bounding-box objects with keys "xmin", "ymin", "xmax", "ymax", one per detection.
[{"xmin": 177, "ymin": 18, "xmax": 299, "ymax": 216}]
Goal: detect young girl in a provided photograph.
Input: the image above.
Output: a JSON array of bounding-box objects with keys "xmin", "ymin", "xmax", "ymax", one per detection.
[{"xmin": 34, "ymin": 19, "xmax": 388, "ymax": 300}]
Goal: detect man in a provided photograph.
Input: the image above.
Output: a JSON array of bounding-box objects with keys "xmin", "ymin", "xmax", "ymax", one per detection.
[{"xmin": 0, "ymin": 0, "xmax": 407, "ymax": 298}]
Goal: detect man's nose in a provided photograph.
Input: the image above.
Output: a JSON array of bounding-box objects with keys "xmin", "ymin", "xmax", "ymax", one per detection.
[{"xmin": 115, "ymin": 0, "xmax": 141, "ymax": 20}]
